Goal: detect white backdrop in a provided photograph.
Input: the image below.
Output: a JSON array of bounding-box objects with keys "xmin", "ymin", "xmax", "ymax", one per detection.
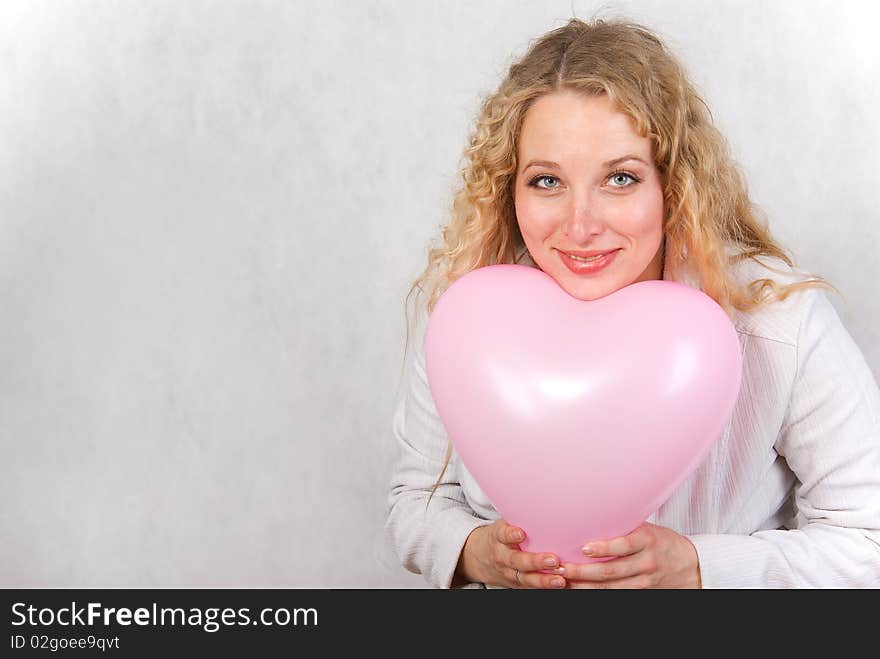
[{"xmin": 1, "ymin": 0, "xmax": 877, "ymax": 587}]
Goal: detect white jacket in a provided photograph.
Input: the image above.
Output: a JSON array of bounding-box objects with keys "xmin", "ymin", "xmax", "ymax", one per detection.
[{"xmin": 385, "ymin": 250, "xmax": 880, "ymax": 588}]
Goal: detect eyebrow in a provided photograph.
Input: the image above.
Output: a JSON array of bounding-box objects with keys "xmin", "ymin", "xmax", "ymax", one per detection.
[
  {"xmin": 603, "ymin": 154, "xmax": 650, "ymax": 168},
  {"xmin": 520, "ymin": 154, "xmax": 650, "ymax": 172}
]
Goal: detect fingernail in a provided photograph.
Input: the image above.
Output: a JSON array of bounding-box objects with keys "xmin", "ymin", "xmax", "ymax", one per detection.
[
  {"xmin": 543, "ymin": 556, "xmax": 558, "ymax": 568},
  {"xmin": 549, "ymin": 567, "xmax": 565, "ymax": 575},
  {"xmin": 582, "ymin": 545, "xmax": 594, "ymax": 556},
  {"xmin": 513, "ymin": 530, "xmax": 524, "ymax": 542},
  {"xmin": 551, "ymin": 577, "xmax": 565, "ymax": 588}
]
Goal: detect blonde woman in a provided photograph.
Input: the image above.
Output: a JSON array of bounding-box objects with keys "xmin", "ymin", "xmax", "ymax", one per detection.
[{"xmin": 385, "ymin": 18, "xmax": 880, "ymax": 588}]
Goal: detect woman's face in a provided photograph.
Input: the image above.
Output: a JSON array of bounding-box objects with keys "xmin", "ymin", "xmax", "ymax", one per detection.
[{"xmin": 514, "ymin": 91, "xmax": 665, "ymax": 301}]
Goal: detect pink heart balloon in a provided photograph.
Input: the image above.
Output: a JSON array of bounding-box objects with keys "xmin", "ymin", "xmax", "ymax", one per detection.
[{"xmin": 424, "ymin": 264, "xmax": 742, "ymax": 564}]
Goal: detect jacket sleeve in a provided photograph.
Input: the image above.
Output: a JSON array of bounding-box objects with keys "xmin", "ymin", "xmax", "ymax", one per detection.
[
  {"xmin": 689, "ymin": 289, "xmax": 880, "ymax": 587},
  {"xmin": 384, "ymin": 311, "xmax": 493, "ymax": 588}
]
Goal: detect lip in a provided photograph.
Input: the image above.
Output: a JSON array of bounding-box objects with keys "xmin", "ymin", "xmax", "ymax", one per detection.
[
  {"xmin": 558, "ymin": 248, "xmax": 621, "ymax": 275},
  {"xmin": 559, "ymin": 248, "xmax": 620, "ymax": 258}
]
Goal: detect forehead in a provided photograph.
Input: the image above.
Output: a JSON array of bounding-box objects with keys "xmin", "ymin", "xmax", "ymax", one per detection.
[{"xmin": 518, "ymin": 91, "xmax": 649, "ymax": 158}]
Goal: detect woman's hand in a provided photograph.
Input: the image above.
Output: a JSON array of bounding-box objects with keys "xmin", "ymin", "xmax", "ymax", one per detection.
[
  {"xmin": 562, "ymin": 522, "xmax": 702, "ymax": 589},
  {"xmin": 454, "ymin": 520, "xmax": 567, "ymax": 589}
]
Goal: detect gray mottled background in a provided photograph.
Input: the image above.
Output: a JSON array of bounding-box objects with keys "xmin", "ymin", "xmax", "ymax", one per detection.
[{"xmin": 1, "ymin": 0, "xmax": 877, "ymax": 587}]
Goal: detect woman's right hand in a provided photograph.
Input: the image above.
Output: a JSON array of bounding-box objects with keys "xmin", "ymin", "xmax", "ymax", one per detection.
[{"xmin": 454, "ymin": 520, "xmax": 567, "ymax": 588}]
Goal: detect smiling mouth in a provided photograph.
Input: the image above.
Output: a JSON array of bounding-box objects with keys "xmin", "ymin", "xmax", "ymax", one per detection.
[
  {"xmin": 567, "ymin": 253, "xmax": 609, "ymax": 262},
  {"xmin": 557, "ymin": 248, "xmax": 621, "ymax": 261},
  {"xmin": 557, "ymin": 248, "xmax": 621, "ymax": 274}
]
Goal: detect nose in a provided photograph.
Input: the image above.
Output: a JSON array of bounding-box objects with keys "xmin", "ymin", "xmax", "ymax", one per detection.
[{"xmin": 563, "ymin": 189, "xmax": 605, "ymax": 244}]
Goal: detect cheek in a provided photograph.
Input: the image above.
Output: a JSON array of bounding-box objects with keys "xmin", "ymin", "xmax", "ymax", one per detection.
[
  {"xmin": 618, "ymin": 189, "xmax": 664, "ymax": 236},
  {"xmin": 515, "ymin": 195, "xmax": 559, "ymax": 237}
]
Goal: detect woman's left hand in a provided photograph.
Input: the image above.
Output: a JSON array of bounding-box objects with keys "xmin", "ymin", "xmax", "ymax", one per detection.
[{"xmin": 561, "ymin": 522, "xmax": 702, "ymax": 589}]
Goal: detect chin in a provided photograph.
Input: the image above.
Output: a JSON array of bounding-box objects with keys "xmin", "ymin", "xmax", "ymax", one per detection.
[
  {"xmin": 535, "ymin": 252, "xmax": 640, "ymax": 301},
  {"xmin": 560, "ymin": 280, "xmax": 618, "ymax": 302}
]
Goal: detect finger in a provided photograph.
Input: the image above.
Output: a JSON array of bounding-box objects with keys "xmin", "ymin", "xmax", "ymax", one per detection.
[
  {"xmin": 562, "ymin": 555, "xmax": 643, "ymax": 582},
  {"xmin": 504, "ymin": 546, "xmax": 565, "ymax": 586},
  {"xmin": 500, "ymin": 539, "xmax": 563, "ymax": 573},
  {"xmin": 496, "ymin": 522, "xmax": 526, "ymax": 546},
  {"xmin": 510, "ymin": 566, "xmax": 567, "ymax": 589},
  {"xmin": 582, "ymin": 526, "xmax": 651, "ymax": 558},
  {"xmin": 516, "ymin": 550, "xmax": 564, "ymax": 574}
]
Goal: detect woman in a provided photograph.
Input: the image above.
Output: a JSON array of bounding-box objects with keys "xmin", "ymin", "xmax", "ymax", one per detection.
[{"xmin": 385, "ymin": 18, "xmax": 880, "ymax": 588}]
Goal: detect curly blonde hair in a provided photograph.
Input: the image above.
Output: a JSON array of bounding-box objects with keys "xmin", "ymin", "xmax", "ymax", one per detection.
[{"xmin": 400, "ymin": 18, "xmax": 841, "ymax": 501}]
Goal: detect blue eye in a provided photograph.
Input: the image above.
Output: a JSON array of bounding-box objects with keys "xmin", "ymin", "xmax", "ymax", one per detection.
[
  {"xmin": 608, "ymin": 171, "xmax": 639, "ymax": 187},
  {"xmin": 529, "ymin": 175, "xmax": 560, "ymax": 190}
]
